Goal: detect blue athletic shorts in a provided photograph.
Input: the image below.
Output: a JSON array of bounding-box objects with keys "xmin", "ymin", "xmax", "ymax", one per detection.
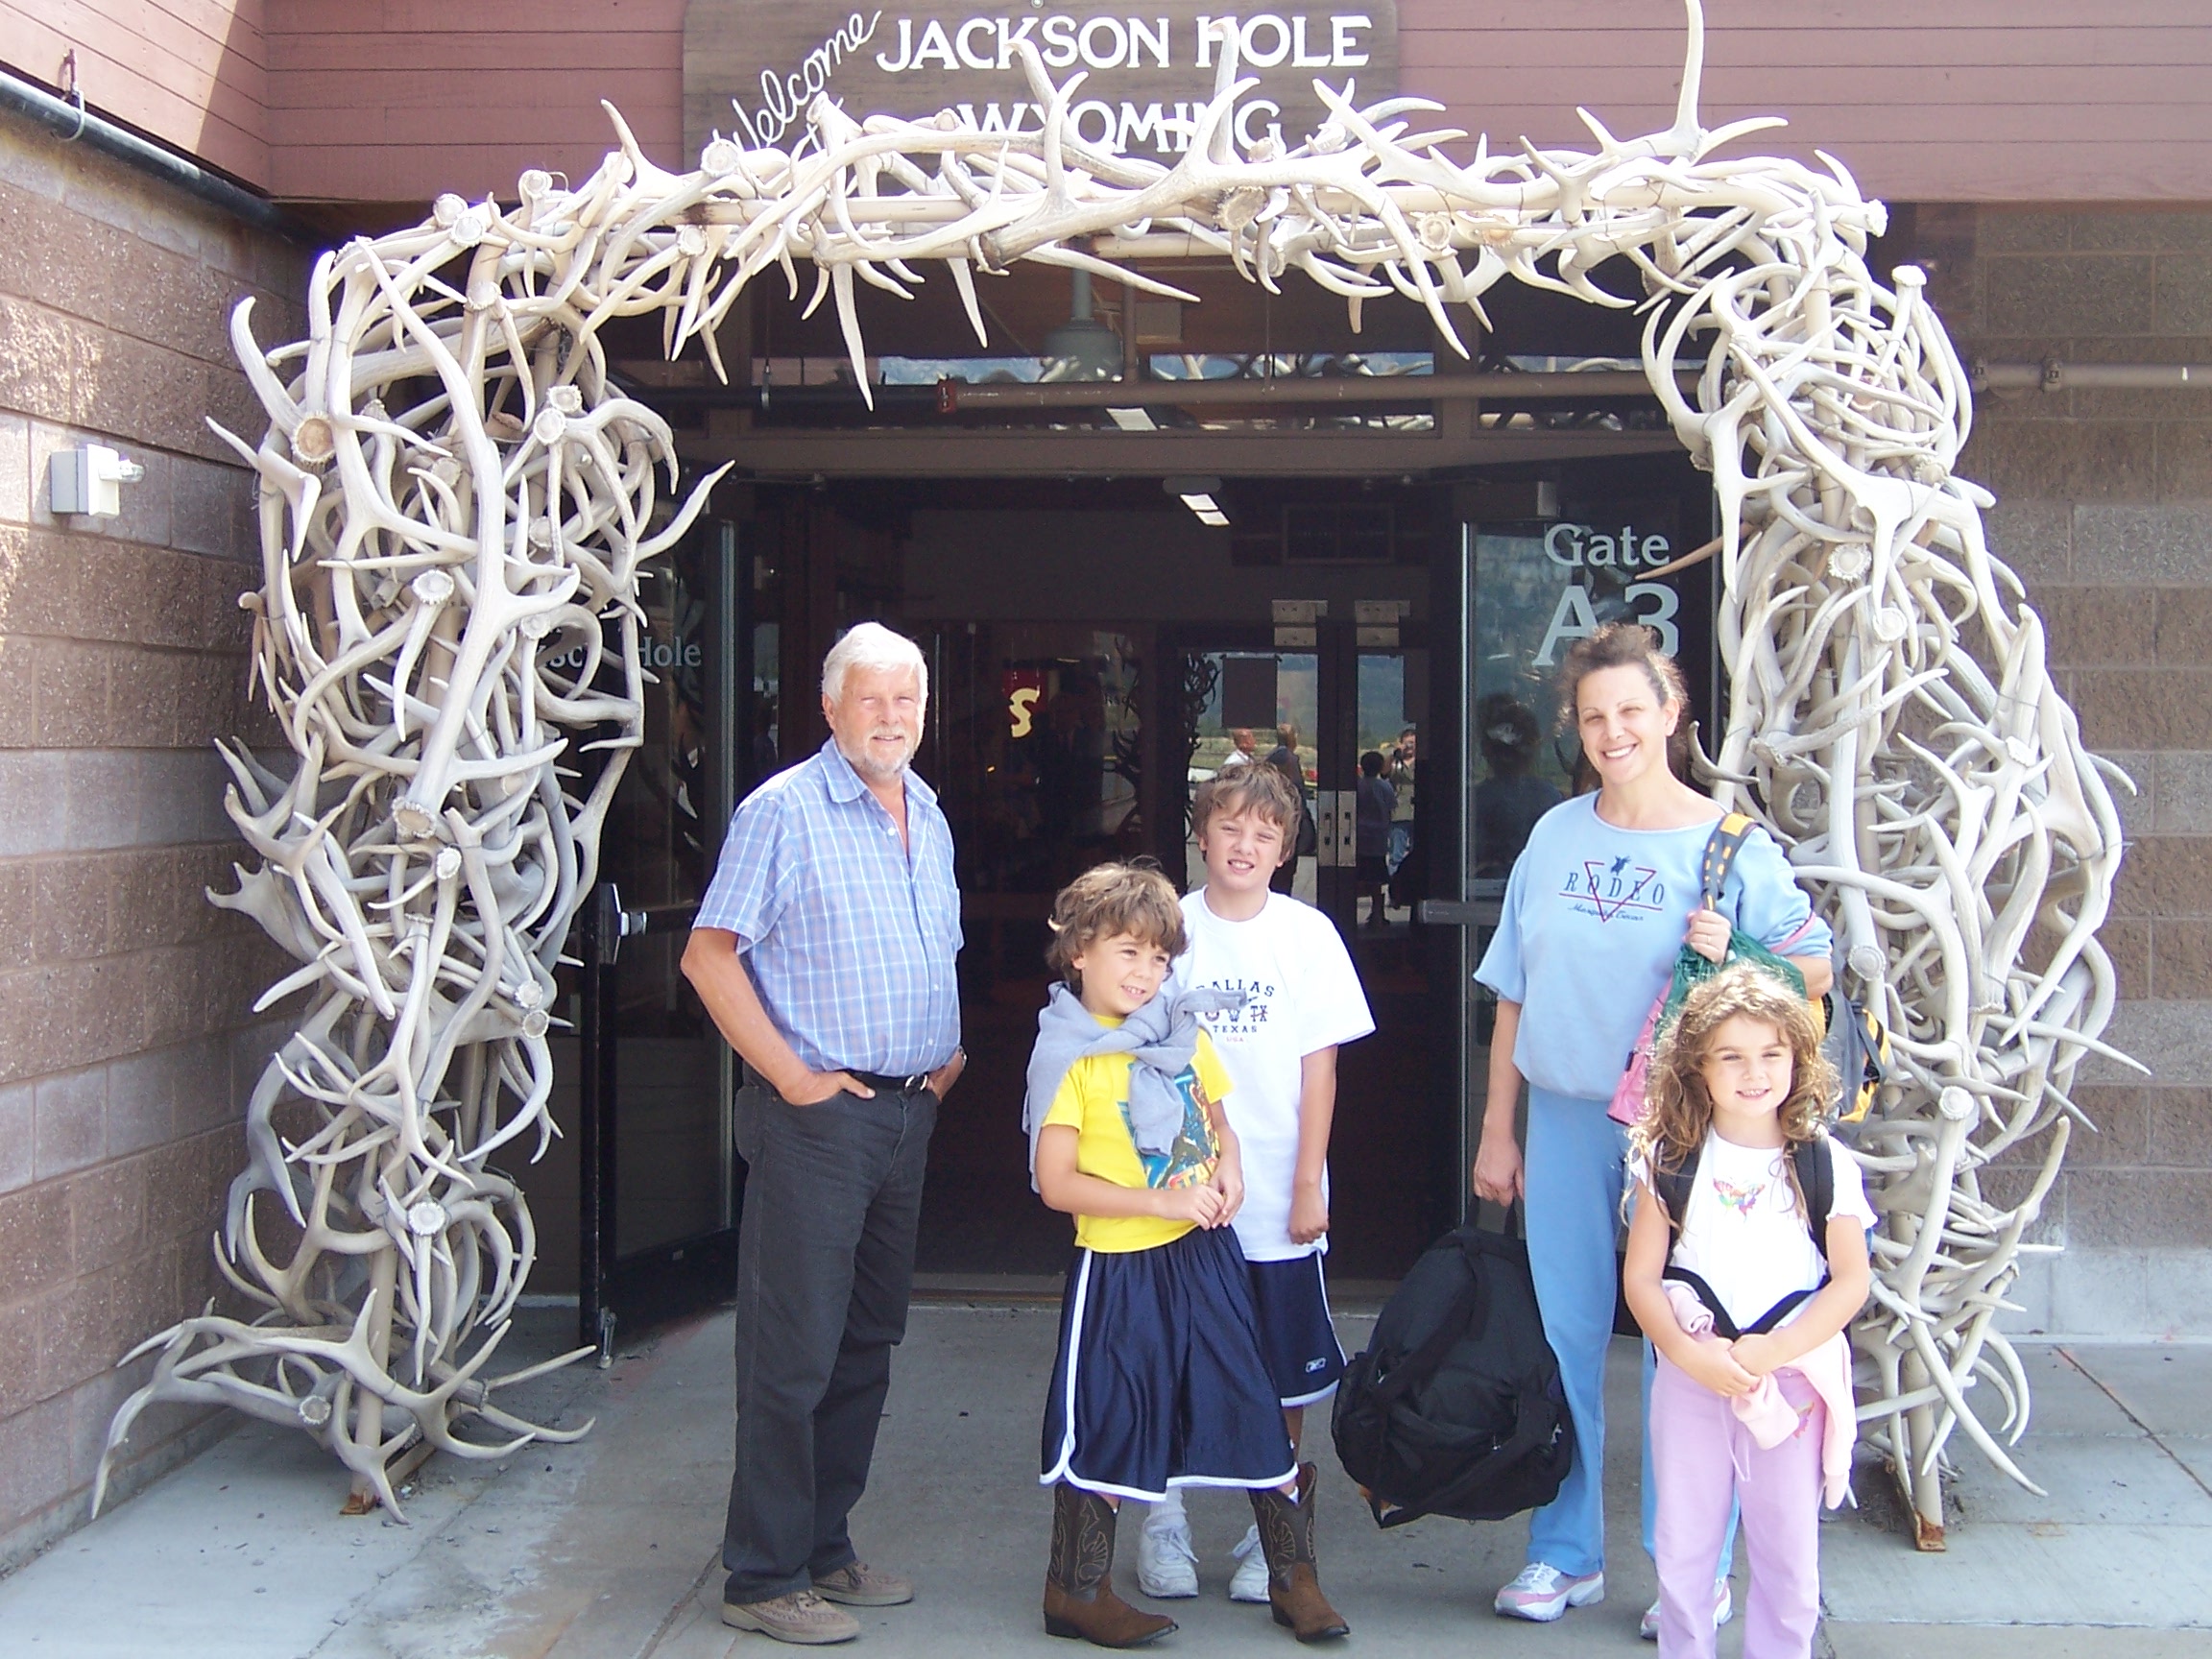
[{"xmin": 1246, "ymin": 1253, "xmax": 1345, "ymax": 1407}]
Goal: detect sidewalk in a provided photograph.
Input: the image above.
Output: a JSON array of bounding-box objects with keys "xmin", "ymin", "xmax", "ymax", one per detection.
[{"xmin": 0, "ymin": 1301, "xmax": 2206, "ymax": 1657}]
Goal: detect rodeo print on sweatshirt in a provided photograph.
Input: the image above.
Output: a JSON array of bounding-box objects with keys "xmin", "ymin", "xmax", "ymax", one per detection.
[{"xmin": 1558, "ymin": 853, "xmax": 1668, "ymax": 925}]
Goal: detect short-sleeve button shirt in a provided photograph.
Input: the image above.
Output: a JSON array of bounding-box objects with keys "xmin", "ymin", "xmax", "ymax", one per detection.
[{"xmin": 696, "ymin": 738, "xmax": 962, "ymax": 1076}]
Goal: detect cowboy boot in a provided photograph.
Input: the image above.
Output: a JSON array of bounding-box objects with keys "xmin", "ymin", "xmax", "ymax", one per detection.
[
  {"xmin": 1043, "ymin": 1482, "xmax": 1179, "ymax": 1647},
  {"xmin": 1247, "ymin": 1463, "xmax": 1350, "ymax": 1643}
]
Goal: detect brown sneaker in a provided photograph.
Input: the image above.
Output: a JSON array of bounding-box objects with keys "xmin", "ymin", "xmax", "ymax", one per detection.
[
  {"xmin": 720, "ymin": 1589, "xmax": 861, "ymax": 1645},
  {"xmin": 813, "ymin": 1561, "xmax": 915, "ymax": 1606}
]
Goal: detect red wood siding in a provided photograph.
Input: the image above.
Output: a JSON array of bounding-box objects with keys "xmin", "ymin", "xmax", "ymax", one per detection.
[
  {"xmin": 10, "ymin": 5, "xmax": 2212, "ymax": 210},
  {"xmin": 0, "ymin": 0, "xmax": 269, "ymax": 186},
  {"xmin": 263, "ymin": 0, "xmax": 685, "ymax": 204},
  {"xmin": 1400, "ymin": 1, "xmax": 2212, "ymax": 203}
]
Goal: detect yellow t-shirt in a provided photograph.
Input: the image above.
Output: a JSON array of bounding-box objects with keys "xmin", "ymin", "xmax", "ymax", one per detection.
[{"xmin": 1040, "ymin": 1025, "xmax": 1233, "ymax": 1254}]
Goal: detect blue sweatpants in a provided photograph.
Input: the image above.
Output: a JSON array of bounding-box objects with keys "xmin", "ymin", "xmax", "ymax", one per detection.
[{"xmin": 1522, "ymin": 1087, "xmax": 1734, "ymax": 1582}]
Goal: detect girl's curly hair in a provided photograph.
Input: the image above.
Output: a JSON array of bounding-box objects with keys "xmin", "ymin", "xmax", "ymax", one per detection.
[{"xmin": 1630, "ymin": 964, "xmax": 1839, "ymax": 1219}]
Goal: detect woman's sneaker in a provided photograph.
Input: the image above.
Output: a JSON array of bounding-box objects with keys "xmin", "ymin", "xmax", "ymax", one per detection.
[
  {"xmin": 1493, "ymin": 1563, "xmax": 1605, "ymax": 1622},
  {"xmin": 1136, "ymin": 1508, "xmax": 1199, "ymax": 1599},
  {"xmin": 1639, "ymin": 1579, "xmax": 1734, "ymax": 1640},
  {"xmin": 1228, "ymin": 1523, "xmax": 1270, "ymax": 1603}
]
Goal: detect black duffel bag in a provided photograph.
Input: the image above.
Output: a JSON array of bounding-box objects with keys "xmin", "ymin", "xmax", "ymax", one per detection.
[{"xmin": 1332, "ymin": 1216, "xmax": 1575, "ymax": 1528}]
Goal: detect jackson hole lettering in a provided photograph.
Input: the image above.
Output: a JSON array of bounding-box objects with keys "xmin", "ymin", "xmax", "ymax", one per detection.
[{"xmin": 687, "ymin": 4, "xmax": 1397, "ymax": 164}]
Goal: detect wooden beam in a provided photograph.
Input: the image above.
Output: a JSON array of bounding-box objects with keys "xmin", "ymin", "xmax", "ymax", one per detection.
[{"xmin": 679, "ymin": 423, "xmax": 1682, "ymax": 478}]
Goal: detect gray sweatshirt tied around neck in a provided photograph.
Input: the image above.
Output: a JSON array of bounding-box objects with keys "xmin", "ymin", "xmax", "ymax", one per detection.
[{"xmin": 1021, "ymin": 978, "xmax": 1247, "ymax": 1190}]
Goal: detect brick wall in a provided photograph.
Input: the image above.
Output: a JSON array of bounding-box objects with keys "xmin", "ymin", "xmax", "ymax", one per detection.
[
  {"xmin": 1913, "ymin": 203, "xmax": 2212, "ymax": 1336},
  {"xmin": 0, "ymin": 108, "xmax": 308, "ymax": 1568}
]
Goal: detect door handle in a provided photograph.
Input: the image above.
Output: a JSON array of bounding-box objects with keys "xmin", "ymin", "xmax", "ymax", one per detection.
[
  {"xmin": 1314, "ymin": 789, "xmax": 1358, "ymax": 868},
  {"xmin": 1418, "ymin": 900, "xmax": 1501, "ymax": 926},
  {"xmin": 587, "ymin": 883, "xmax": 652, "ymax": 966}
]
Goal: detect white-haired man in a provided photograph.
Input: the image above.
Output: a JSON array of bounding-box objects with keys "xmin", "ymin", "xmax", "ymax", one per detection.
[{"xmin": 684, "ymin": 621, "xmax": 965, "ymax": 1645}]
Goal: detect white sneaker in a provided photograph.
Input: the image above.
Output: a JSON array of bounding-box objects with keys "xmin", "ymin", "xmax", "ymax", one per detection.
[
  {"xmin": 1639, "ymin": 1579, "xmax": 1734, "ymax": 1640},
  {"xmin": 1493, "ymin": 1562, "xmax": 1605, "ymax": 1622},
  {"xmin": 1228, "ymin": 1522, "xmax": 1270, "ymax": 1603},
  {"xmin": 1136, "ymin": 1508, "xmax": 1198, "ymax": 1599}
]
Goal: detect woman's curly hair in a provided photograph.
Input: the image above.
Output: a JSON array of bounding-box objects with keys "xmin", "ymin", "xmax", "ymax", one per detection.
[{"xmin": 1631, "ymin": 964, "xmax": 1839, "ymax": 1218}]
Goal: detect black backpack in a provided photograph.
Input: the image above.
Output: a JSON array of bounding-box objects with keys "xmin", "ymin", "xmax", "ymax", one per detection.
[
  {"xmin": 1331, "ymin": 1219, "xmax": 1575, "ymax": 1528},
  {"xmin": 1653, "ymin": 1138, "xmax": 1834, "ymax": 1339}
]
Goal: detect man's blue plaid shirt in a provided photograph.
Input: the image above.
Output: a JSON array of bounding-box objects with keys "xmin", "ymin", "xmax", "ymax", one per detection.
[{"xmin": 697, "ymin": 737, "xmax": 962, "ymax": 1076}]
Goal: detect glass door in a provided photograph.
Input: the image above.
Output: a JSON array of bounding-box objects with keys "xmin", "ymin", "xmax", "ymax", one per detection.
[
  {"xmin": 1166, "ymin": 626, "xmax": 1446, "ymax": 1277},
  {"xmin": 1439, "ymin": 474, "xmax": 1718, "ymax": 1224},
  {"xmin": 570, "ymin": 519, "xmax": 744, "ymax": 1356},
  {"xmin": 914, "ymin": 621, "xmax": 1152, "ymax": 1275}
]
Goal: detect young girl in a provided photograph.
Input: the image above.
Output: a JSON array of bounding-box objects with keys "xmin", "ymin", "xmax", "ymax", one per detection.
[
  {"xmin": 1023, "ymin": 862, "xmax": 1340, "ymax": 1648},
  {"xmin": 1623, "ymin": 967, "xmax": 1873, "ymax": 1659}
]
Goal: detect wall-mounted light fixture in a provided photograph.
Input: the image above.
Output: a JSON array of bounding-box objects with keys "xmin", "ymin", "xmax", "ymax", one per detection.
[{"xmin": 49, "ymin": 445, "xmax": 146, "ymax": 517}]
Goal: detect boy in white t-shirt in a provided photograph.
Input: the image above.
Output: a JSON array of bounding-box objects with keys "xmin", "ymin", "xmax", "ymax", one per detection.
[{"xmin": 1139, "ymin": 763, "xmax": 1376, "ymax": 1607}]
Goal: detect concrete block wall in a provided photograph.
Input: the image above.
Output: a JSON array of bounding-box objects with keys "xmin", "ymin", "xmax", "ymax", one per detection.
[
  {"xmin": 1912, "ymin": 203, "xmax": 2212, "ymax": 1337},
  {"xmin": 0, "ymin": 108, "xmax": 309, "ymax": 1567}
]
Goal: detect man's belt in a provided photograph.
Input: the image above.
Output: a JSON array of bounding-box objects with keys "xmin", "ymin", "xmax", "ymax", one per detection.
[
  {"xmin": 736, "ymin": 1061, "xmax": 936, "ymax": 1096},
  {"xmin": 848, "ymin": 1069, "xmax": 935, "ymax": 1095}
]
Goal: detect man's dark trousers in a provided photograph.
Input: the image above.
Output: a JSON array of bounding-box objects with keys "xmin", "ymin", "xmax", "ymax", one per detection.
[{"xmin": 723, "ymin": 1080, "xmax": 937, "ymax": 1604}]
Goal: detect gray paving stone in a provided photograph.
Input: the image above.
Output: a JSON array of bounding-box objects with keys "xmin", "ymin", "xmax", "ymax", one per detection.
[
  {"xmin": 1826, "ymin": 1626, "xmax": 2212, "ymax": 1657},
  {"xmin": 1822, "ymin": 1519, "xmax": 2212, "ymax": 1628},
  {"xmin": 2070, "ymin": 1346, "xmax": 2212, "ymax": 1438}
]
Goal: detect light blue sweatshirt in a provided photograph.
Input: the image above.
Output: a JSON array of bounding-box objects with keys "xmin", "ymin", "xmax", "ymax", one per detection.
[{"xmin": 1475, "ymin": 795, "xmax": 1831, "ymax": 1101}]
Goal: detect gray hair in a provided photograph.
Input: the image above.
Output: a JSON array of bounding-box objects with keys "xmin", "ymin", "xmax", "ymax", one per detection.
[{"xmin": 822, "ymin": 621, "xmax": 928, "ymax": 705}]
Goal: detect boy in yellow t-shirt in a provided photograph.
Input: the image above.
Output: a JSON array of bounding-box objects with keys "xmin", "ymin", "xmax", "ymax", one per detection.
[{"xmin": 1023, "ymin": 862, "xmax": 1328, "ymax": 1648}]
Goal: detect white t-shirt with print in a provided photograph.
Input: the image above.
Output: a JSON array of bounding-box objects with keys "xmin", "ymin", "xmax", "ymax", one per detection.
[
  {"xmin": 1639, "ymin": 1131, "xmax": 1875, "ymax": 1333},
  {"xmin": 1179, "ymin": 891, "xmax": 1376, "ymax": 1261}
]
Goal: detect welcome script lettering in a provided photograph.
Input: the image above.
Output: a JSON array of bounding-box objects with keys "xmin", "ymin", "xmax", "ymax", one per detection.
[
  {"xmin": 725, "ymin": 9, "xmax": 1376, "ymax": 157},
  {"xmin": 730, "ymin": 11, "xmax": 885, "ymax": 151}
]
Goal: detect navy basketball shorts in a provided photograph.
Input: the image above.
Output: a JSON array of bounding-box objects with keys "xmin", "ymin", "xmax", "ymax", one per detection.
[
  {"xmin": 1040, "ymin": 1226, "xmax": 1298, "ymax": 1501},
  {"xmin": 1246, "ymin": 1252, "xmax": 1346, "ymax": 1407}
]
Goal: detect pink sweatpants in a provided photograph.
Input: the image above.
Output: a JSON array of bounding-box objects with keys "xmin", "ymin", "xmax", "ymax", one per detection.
[{"xmin": 1649, "ymin": 1354, "xmax": 1825, "ymax": 1659}]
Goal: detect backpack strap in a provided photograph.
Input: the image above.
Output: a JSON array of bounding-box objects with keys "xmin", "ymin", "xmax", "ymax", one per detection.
[
  {"xmin": 1652, "ymin": 1137, "xmax": 1702, "ymax": 1246},
  {"xmin": 1796, "ymin": 1138, "xmax": 1834, "ymax": 1264},
  {"xmin": 1698, "ymin": 812, "xmax": 1759, "ymax": 911},
  {"xmin": 1657, "ymin": 1137, "xmax": 1836, "ymax": 1336}
]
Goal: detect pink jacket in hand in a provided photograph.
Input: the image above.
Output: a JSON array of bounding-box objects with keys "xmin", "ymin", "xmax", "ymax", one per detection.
[{"xmin": 1661, "ymin": 1282, "xmax": 1857, "ymax": 1507}]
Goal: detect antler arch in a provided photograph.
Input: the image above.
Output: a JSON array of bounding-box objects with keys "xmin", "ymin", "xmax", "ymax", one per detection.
[{"xmin": 101, "ymin": 2, "xmax": 2128, "ymax": 1539}]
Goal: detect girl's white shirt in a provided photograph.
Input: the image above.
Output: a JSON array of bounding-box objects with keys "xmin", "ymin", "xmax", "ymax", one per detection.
[{"xmin": 1637, "ymin": 1131, "xmax": 1875, "ymax": 1333}]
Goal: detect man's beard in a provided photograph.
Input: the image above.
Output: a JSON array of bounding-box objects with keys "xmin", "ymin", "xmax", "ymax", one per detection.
[{"xmin": 839, "ymin": 730, "xmax": 915, "ymax": 781}]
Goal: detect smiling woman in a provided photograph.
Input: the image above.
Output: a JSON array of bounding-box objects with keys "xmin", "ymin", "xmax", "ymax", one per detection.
[{"xmin": 1473, "ymin": 621, "xmax": 1833, "ymax": 1625}]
